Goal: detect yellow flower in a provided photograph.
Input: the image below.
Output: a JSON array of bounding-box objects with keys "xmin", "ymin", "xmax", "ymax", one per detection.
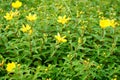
[
  {"xmin": 4, "ymin": 12, "xmax": 13, "ymax": 20},
  {"xmin": 80, "ymin": 11, "xmax": 84, "ymax": 14},
  {"xmin": 10, "ymin": 10, "xmax": 19, "ymax": 17},
  {"xmin": 97, "ymin": 64, "xmax": 102, "ymax": 69},
  {"xmin": 12, "ymin": 0, "xmax": 22, "ymax": 9},
  {"xmin": 46, "ymin": 78, "xmax": 52, "ymax": 80},
  {"xmin": 99, "ymin": 19, "xmax": 111, "ymax": 29},
  {"xmin": 110, "ymin": 20, "xmax": 116, "ymax": 28},
  {"xmin": 83, "ymin": 60, "xmax": 89, "ymax": 65},
  {"xmin": 4, "ymin": 10, "xmax": 19, "ymax": 20},
  {"xmin": 28, "ymin": 29, "xmax": 33, "ymax": 35},
  {"xmin": 111, "ymin": 78, "xmax": 117, "ymax": 80},
  {"xmin": 20, "ymin": 24, "xmax": 31, "ymax": 33},
  {"xmin": 55, "ymin": 33, "xmax": 67, "ymax": 43},
  {"xmin": 78, "ymin": 37, "xmax": 82, "ymax": 44},
  {"xmin": 100, "ymin": 19, "xmax": 117, "ymax": 28},
  {"xmin": 26, "ymin": 13, "xmax": 37, "ymax": 21},
  {"xmin": 57, "ymin": 15, "xmax": 70, "ymax": 24},
  {"xmin": 6, "ymin": 62, "xmax": 16, "ymax": 72}
]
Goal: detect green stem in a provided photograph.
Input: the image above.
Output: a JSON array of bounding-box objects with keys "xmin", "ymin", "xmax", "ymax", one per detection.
[
  {"xmin": 51, "ymin": 43, "xmax": 59, "ymax": 57},
  {"xmin": 29, "ymin": 36, "xmax": 32, "ymax": 57},
  {"xmin": 62, "ymin": 0, "xmax": 72, "ymax": 16},
  {"xmin": 32, "ymin": 66, "xmax": 41, "ymax": 80},
  {"xmin": 102, "ymin": 29, "xmax": 106, "ymax": 39},
  {"xmin": 110, "ymin": 28, "xmax": 117, "ymax": 54}
]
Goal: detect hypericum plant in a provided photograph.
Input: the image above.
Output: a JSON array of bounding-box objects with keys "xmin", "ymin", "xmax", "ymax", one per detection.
[
  {"xmin": 99, "ymin": 19, "xmax": 117, "ymax": 29},
  {"xmin": 54, "ymin": 33, "xmax": 67, "ymax": 43},
  {"xmin": 57, "ymin": 15, "xmax": 70, "ymax": 24},
  {"xmin": 12, "ymin": 0, "xmax": 22, "ymax": 9},
  {"xmin": 26, "ymin": 13, "xmax": 37, "ymax": 21},
  {"xmin": 0, "ymin": 0, "xmax": 120, "ymax": 80}
]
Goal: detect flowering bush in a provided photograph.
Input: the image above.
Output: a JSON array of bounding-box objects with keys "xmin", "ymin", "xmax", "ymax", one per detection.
[{"xmin": 0, "ymin": 0, "xmax": 120, "ymax": 80}]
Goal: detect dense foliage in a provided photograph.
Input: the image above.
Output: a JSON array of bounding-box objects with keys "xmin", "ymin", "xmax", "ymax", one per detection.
[{"xmin": 0, "ymin": 0, "xmax": 120, "ymax": 80}]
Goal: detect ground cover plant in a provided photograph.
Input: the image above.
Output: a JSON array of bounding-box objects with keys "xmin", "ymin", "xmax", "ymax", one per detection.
[{"xmin": 0, "ymin": 0, "xmax": 120, "ymax": 80}]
